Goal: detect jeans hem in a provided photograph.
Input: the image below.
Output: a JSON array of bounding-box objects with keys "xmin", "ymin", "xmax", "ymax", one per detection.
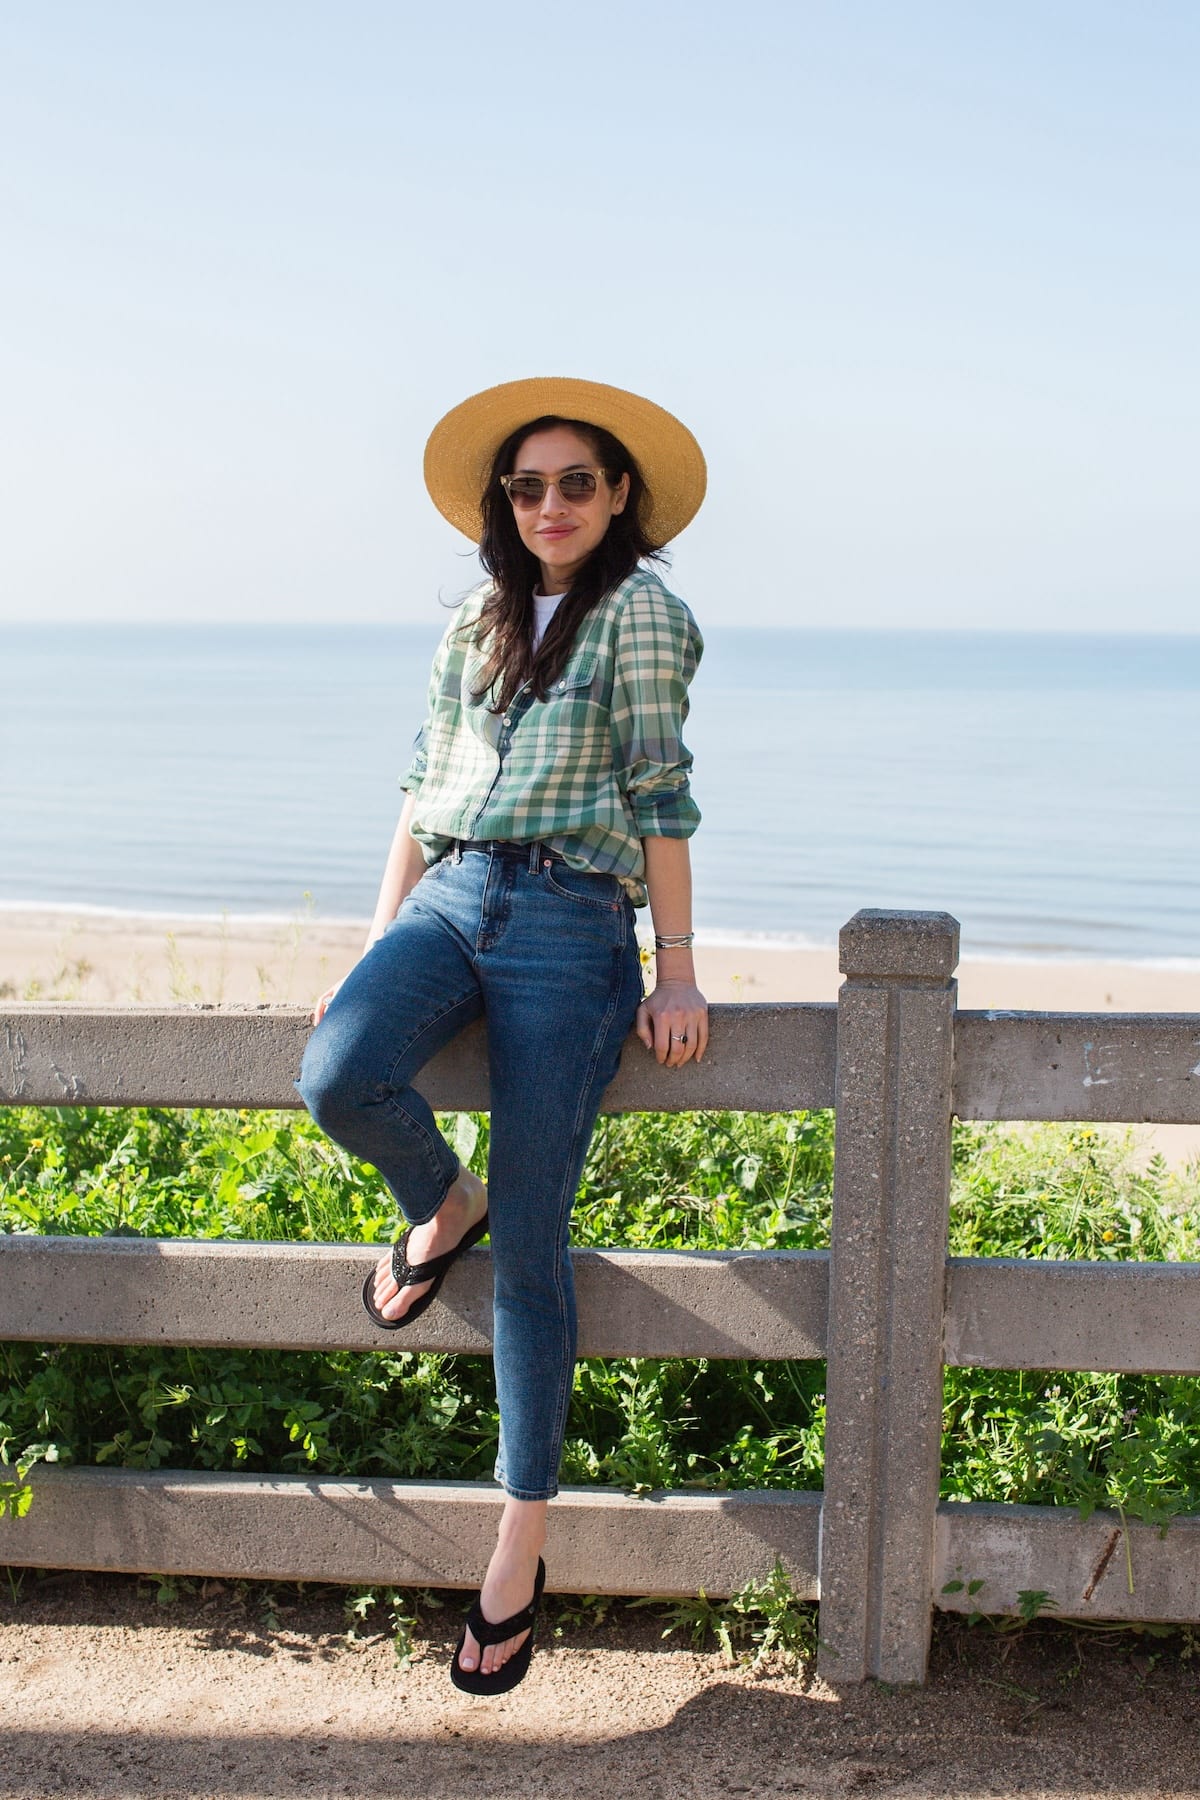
[
  {"xmin": 497, "ymin": 1478, "xmax": 559, "ymax": 1502},
  {"xmin": 393, "ymin": 1157, "xmax": 459, "ymax": 1228}
]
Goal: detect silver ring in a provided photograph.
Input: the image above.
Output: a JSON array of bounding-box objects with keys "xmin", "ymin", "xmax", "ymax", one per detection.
[{"xmin": 671, "ymin": 1032, "xmax": 688, "ymax": 1044}]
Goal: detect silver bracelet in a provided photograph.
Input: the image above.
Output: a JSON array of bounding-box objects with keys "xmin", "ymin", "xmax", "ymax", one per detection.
[{"xmin": 654, "ymin": 932, "xmax": 695, "ymax": 950}]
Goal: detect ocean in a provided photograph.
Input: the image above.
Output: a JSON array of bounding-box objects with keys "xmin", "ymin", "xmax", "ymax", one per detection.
[{"xmin": 2, "ymin": 625, "xmax": 1197, "ymax": 961}]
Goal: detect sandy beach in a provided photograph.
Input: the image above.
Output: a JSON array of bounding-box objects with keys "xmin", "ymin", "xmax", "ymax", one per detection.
[
  {"xmin": 4, "ymin": 906, "xmax": 1199, "ymax": 1167},
  {"xmin": 8, "ymin": 905, "xmax": 1200, "ymax": 1014}
]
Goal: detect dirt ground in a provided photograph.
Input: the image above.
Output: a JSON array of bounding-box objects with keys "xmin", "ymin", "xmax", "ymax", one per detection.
[{"xmin": 1, "ymin": 1574, "xmax": 1199, "ymax": 1800}]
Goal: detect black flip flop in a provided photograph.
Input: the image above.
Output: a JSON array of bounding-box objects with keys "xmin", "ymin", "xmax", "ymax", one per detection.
[
  {"xmin": 361, "ymin": 1209, "xmax": 490, "ymax": 1330},
  {"xmin": 450, "ymin": 1557, "xmax": 546, "ymax": 1696}
]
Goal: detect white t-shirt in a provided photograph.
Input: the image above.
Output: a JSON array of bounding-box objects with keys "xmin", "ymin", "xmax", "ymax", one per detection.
[{"xmin": 532, "ymin": 591, "xmax": 564, "ymax": 652}]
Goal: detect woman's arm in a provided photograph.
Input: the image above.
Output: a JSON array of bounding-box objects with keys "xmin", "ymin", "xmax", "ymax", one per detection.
[
  {"xmin": 363, "ymin": 789, "xmax": 428, "ymax": 952},
  {"xmin": 637, "ymin": 834, "xmax": 709, "ymax": 1067},
  {"xmin": 311, "ymin": 791, "xmax": 427, "ymax": 1023},
  {"xmin": 606, "ymin": 585, "xmax": 707, "ymax": 1068}
]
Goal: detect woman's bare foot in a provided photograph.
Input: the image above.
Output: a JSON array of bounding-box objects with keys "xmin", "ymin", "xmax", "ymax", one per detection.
[
  {"xmin": 456, "ymin": 1498, "xmax": 548, "ymax": 1679},
  {"xmin": 370, "ymin": 1166, "xmax": 488, "ymax": 1324}
]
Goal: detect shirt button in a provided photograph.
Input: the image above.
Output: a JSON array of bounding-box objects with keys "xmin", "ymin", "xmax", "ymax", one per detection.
[
  {"xmin": 503, "ymin": 716, "xmax": 512, "ymax": 726},
  {"xmin": 556, "ymin": 681, "xmax": 565, "ymax": 691}
]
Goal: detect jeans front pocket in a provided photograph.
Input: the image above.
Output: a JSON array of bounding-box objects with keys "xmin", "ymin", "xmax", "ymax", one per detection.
[{"xmin": 540, "ymin": 858, "xmax": 623, "ymax": 913}]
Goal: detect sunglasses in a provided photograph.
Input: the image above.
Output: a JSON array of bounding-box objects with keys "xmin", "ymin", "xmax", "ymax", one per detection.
[{"xmin": 499, "ymin": 467, "xmax": 609, "ymax": 508}]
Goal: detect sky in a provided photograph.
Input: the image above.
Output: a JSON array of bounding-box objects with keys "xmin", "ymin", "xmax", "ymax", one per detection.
[{"xmin": 2, "ymin": 2, "xmax": 1197, "ymax": 630}]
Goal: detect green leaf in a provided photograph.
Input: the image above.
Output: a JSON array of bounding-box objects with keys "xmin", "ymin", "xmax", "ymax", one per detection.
[{"xmin": 453, "ymin": 1114, "xmax": 479, "ymax": 1167}]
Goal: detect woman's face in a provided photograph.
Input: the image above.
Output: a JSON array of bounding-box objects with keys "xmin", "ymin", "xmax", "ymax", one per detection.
[{"xmin": 507, "ymin": 425, "xmax": 629, "ymax": 593}]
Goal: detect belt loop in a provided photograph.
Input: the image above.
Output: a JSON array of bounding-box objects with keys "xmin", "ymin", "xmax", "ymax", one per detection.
[
  {"xmin": 528, "ymin": 841, "xmax": 541, "ymax": 874},
  {"xmin": 451, "ymin": 840, "xmax": 463, "ymax": 865}
]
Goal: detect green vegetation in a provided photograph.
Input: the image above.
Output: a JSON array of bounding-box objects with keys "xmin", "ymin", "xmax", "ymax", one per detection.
[
  {"xmin": 641, "ymin": 1557, "xmax": 817, "ymax": 1671},
  {"xmin": 1, "ymin": 1106, "xmax": 1198, "ymax": 1527}
]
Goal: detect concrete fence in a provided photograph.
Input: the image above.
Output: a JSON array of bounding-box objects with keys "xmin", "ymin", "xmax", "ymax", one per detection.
[{"xmin": 2, "ymin": 907, "xmax": 1200, "ymax": 1685}]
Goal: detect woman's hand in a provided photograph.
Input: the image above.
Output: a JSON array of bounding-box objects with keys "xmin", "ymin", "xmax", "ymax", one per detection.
[
  {"xmin": 311, "ymin": 983, "xmax": 341, "ymax": 1026},
  {"xmin": 311, "ymin": 920, "xmax": 394, "ymax": 1025},
  {"xmin": 637, "ymin": 978, "xmax": 708, "ymax": 1068}
]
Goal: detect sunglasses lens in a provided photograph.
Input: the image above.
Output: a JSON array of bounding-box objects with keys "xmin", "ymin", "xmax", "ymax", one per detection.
[
  {"xmin": 558, "ymin": 471, "xmax": 598, "ymax": 499},
  {"xmin": 504, "ymin": 476, "xmax": 545, "ymax": 506}
]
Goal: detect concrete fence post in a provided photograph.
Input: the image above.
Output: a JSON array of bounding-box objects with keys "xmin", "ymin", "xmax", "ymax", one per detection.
[{"xmin": 817, "ymin": 908, "xmax": 960, "ymax": 1685}]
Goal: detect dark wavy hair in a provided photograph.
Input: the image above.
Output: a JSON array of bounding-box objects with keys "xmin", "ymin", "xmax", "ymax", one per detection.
[{"xmin": 466, "ymin": 415, "xmax": 666, "ymax": 709}]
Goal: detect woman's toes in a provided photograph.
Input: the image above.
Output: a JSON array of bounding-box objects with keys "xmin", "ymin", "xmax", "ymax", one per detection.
[
  {"xmin": 456, "ymin": 1621, "xmax": 529, "ymax": 1678},
  {"xmin": 381, "ymin": 1277, "xmax": 433, "ymax": 1320}
]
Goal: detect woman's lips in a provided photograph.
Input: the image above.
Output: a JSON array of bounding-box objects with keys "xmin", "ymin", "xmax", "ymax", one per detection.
[{"xmin": 538, "ymin": 527, "xmax": 575, "ymax": 540}]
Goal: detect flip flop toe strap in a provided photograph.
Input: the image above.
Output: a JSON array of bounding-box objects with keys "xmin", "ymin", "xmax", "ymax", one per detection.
[
  {"xmin": 391, "ymin": 1234, "xmax": 455, "ymax": 1289},
  {"xmin": 464, "ymin": 1596, "xmax": 539, "ymax": 1648},
  {"xmin": 390, "ymin": 1213, "xmax": 490, "ymax": 1290}
]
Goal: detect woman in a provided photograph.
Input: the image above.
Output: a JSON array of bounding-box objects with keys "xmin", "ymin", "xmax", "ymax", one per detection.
[{"xmin": 297, "ymin": 376, "xmax": 708, "ymax": 1695}]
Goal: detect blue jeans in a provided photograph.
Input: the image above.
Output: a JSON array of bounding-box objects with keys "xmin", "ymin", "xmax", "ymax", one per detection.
[{"xmin": 296, "ymin": 841, "xmax": 644, "ymax": 1500}]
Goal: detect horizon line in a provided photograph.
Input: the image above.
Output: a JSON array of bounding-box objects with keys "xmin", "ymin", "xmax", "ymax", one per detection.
[{"xmin": 5, "ymin": 620, "xmax": 1200, "ymax": 638}]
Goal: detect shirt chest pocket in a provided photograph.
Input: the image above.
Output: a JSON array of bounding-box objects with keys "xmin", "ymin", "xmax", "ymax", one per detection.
[{"xmin": 535, "ymin": 652, "xmax": 602, "ymax": 743}]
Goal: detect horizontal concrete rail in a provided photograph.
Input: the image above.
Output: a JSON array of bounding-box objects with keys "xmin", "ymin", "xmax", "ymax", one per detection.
[
  {"xmin": 945, "ymin": 1257, "xmax": 1200, "ymax": 1375},
  {"xmin": 14, "ymin": 1238, "xmax": 1200, "ymax": 1376},
  {"xmin": 955, "ymin": 1011, "xmax": 1200, "ymax": 1123},
  {"xmin": 0, "ymin": 1467, "xmax": 821, "ymax": 1600},
  {"xmin": 935, "ymin": 1500, "xmax": 1200, "ymax": 1623},
  {"xmin": 0, "ymin": 1236, "xmax": 829, "ymax": 1359},
  {"xmin": 0, "ymin": 1003, "xmax": 838, "ymax": 1113},
  {"xmin": 9, "ymin": 1473, "xmax": 1196, "ymax": 1621},
  {"xmin": 10, "ymin": 1006, "xmax": 1199, "ymax": 1125}
]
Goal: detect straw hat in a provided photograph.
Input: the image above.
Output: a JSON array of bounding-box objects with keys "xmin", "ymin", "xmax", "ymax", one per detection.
[{"xmin": 423, "ymin": 376, "xmax": 707, "ymax": 547}]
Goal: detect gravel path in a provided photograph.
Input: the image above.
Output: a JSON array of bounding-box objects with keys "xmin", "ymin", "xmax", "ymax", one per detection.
[{"xmin": 1, "ymin": 1574, "xmax": 1198, "ymax": 1799}]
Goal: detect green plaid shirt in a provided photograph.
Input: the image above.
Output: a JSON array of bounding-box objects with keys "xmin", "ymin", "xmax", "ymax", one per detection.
[{"xmin": 402, "ymin": 569, "xmax": 703, "ymax": 905}]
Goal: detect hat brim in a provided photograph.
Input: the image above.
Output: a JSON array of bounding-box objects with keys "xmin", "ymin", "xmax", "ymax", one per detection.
[{"xmin": 423, "ymin": 377, "xmax": 707, "ymax": 547}]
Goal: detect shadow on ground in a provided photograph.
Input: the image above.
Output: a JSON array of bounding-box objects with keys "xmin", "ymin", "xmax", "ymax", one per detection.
[{"xmin": 1, "ymin": 1575, "xmax": 1198, "ymax": 1798}]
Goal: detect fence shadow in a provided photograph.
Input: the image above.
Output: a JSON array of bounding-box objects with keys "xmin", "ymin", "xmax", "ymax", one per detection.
[{"xmin": 2, "ymin": 1649, "xmax": 1197, "ymax": 1800}]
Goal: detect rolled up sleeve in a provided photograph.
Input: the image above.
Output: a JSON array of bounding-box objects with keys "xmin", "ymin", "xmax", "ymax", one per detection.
[
  {"xmin": 400, "ymin": 722, "xmax": 429, "ymax": 795},
  {"xmin": 610, "ymin": 584, "xmax": 703, "ymax": 838}
]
